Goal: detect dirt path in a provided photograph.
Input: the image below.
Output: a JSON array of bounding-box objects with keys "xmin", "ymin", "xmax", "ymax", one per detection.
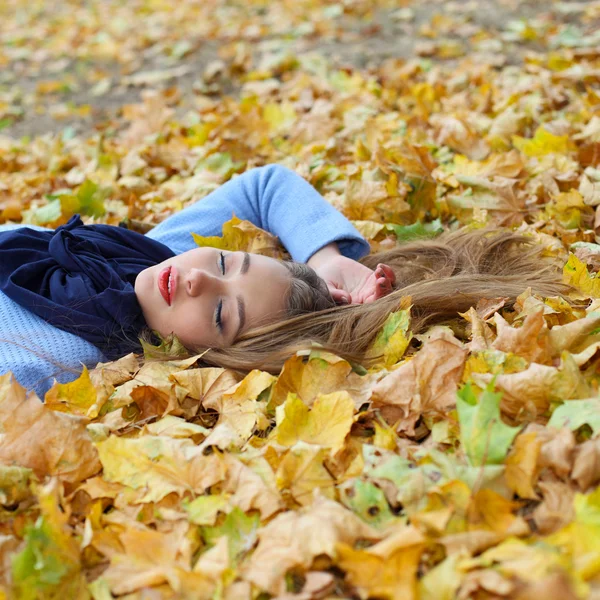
[{"xmin": 1, "ymin": 0, "xmax": 596, "ymax": 139}]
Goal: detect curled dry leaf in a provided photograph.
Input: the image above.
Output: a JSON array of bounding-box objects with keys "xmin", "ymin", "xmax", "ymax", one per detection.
[
  {"xmin": 241, "ymin": 495, "xmax": 379, "ymax": 594},
  {"xmin": 372, "ymin": 335, "xmax": 467, "ymax": 435}
]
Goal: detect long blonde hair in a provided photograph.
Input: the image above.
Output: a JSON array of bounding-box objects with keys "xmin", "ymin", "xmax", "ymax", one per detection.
[{"xmin": 169, "ymin": 228, "xmax": 570, "ymax": 373}]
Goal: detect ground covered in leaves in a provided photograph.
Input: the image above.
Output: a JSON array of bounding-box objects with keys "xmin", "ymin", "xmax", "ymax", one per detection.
[{"xmin": 2, "ymin": 0, "xmax": 600, "ymax": 598}]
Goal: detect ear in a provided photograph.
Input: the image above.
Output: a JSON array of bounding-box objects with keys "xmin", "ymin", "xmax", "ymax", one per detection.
[{"xmin": 328, "ymin": 286, "xmax": 351, "ymax": 305}]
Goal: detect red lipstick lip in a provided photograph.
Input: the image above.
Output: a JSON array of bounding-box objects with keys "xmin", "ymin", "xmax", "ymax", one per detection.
[
  {"xmin": 158, "ymin": 266, "xmax": 172, "ymax": 305},
  {"xmin": 169, "ymin": 266, "xmax": 177, "ymax": 303}
]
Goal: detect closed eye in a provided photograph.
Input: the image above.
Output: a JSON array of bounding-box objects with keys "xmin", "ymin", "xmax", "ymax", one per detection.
[
  {"xmin": 215, "ymin": 299, "xmax": 224, "ymax": 333},
  {"xmin": 219, "ymin": 251, "xmax": 226, "ymax": 275}
]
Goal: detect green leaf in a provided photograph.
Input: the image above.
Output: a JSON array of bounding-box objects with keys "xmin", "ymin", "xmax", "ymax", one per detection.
[
  {"xmin": 141, "ymin": 331, "xmax": 190, "ymax": 360},
  {"xmin": 457, "ymin": 381, "xmax": 521, "ymax": 467},
  {"xmin": 366, "ymin": 309, "xmax": 412, "ymax": 368},
  {"xmin": 201, "ymin": 507, "xmax": 260, "ymax": 563},
  {"xmin": 548, "ymin": 399, "xmax": 600, "ymax": 437},
  {"xmin": 387, "ymin": 218, "xmax": 443, "ymax": 242},
  {"xmin": 0, "ymin": 466, "xmax": 34, "ymax": 506},
  {"xmin": 339, "ymin": 479, "xmax": 397, "ymax": 528},
  {"xmin": 12, "ymin": 521, "xmax": 68, "ymax": 591},
  {"xmin": 76, "ymin": 179, "xmax": 107, "ymax": 217},
  {"xmin": 11, "ymin": 485, "xmax": 87, "ymax": 599},
  {"xmin": 196, "ymin": 152, "xmax": 244, "ymax": 178},
  {"xmin": 185, "ymin": 494, "xmax": 229, "ymax": 526},
  {"xmin": 33, "ymin": 199, "xmax": 62, "ymax": 225}
]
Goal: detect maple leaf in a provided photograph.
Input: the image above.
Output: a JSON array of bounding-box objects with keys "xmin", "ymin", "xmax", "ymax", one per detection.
[
  {"xmin": 366, "ymin": 308, "xmax": 412, "ymax": 368},
  {"xmin": 10, "ymin": 481, "xmax": 88, "ymax": 599},
  {"xmin": 512, "ymin": 126, "xmax": 576, "ymax": 157},
  {"xmin": 371, "ymin": 332, "xmax": 468, "ymax": 435},
  {"xmin": 0, "ymin": 374, "xmax": 100, "ymax": 487},
  {"xmin": 275, "ymin": 391, "xmax": 355, "ymax": 452},
  {"xmin": 95, "ymin": 435, "xmax": 225, "ymax": 502},
  {"xmin": 337, "ymin": 525, "xmax": 426, "ymax": 600},
  {"xmin": 192, "ymin": 215, "xmax": 286, "ymax": 259},
  {"xmin": 456, "ymin": 381, "xmax": 520, "ymax": 467},
  {"xmin": 241, "ymin": 495, "xmax": 378, "ymax": 594}
]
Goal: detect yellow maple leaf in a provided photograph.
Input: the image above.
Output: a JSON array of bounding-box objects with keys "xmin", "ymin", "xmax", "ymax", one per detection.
[
  {"xmin": 512, "ymin": 126, "xmax": 576, "ymax": 157},
  {"xmin": 337, "ymin": 525, "xmax": 425, "ymax": 600},
  {"xmin": 563, "ymin": 253, "xmax": 600, "ymax": 299},
  {"xmin": 44, "ymin": 365, "xmax": 99, "ymax": 418},
  {"xmin": 95, "ymin": 435, "xmax": 225, "ymax": 503},
  {"xmin": 192, "ymin": 215, "xmax": 286, "ymax": 258},
  {"xmin": 504, "ymin": 432, "xmax": 542, "ymax": 500},
  {"xmin": 276, "ymin": 442, "xmax": 335, "ymax": 505},
  {"xmin": 270, "ymin": 350, "xmax": 371, "ymax": 410},
  {"xmin": 275, "ymin": 391, "xmax": 355, "ymax": 452},
  {"xmin": 366, "ymin": 307, "xmax": 412, "ymax": 368}
]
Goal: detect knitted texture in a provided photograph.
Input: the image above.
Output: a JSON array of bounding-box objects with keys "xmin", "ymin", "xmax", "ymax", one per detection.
[{"xmin": 0, "ymin": 165, "xmax": 369, "ymax": 398}]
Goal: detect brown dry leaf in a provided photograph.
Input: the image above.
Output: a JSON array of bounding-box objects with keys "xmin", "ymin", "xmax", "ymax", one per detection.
[
  {"xmin": 533, "ymin": 478, "xmax": 576, "ymax": 535},
  {"xmin": 170, "ymin": 367, "xmax": 239, "ymax": 417},
  {"xmin": 457, "ymin": 569, "xmax": 515, "ymax": 599},
  {"xmin": 371, "ymin": 334, "xmax": 468, "ymax": 435},
  {"xmin": 449, "ymin": 175, "xmax": 527, "ymax": 226},
  {"xmin": 461, "ymin": 306, "xmax": 495, "ymax": 351},
  {"xmin": 222, "ymin": 454, "xmax": 283, "ymax": 519},
  {"xmin": 275, "ymin": 443, "xmax": 335, "ymax": 506},
  {"xmin": 431, "ymin": 114, "xmax": 490, "ymax": 160},
  {"xmin": 472, "ymin": 353, "xmax": 591, "ymax": 422},
  {"xmin": 513, "ymin": 572, "xmax": 578, "ymax": 600},
  {"xmin": 273, "ymin": 571, "xmax": 335, "ymax": 600},
  {"xmin": 375, "ymin": 141, "xmax": 438, "ymax": 180},
  {"xmin": 95, "ymin": 435, "xmax": 226, "ymax": 503},
  {"xmin": 0, "ymin": 374, "xmax": 100, "ymax": 487},
  {"xmin": 536, "ymin": 425, "xmax": 577, "ymax": 480},
  {"xmin": 571, "ymin": 438, "xmax": 600, "ymax": 491},
  {"xmin": 109, "ymin": 355, "xmax": 200, "ymax": 411},
  {"xmin": 337, "ymin": 525, "xmax": 426, "ymax": 600},
  {"xmin": 492, "ymin": 310, "xmax": 552, "ymax": 364},
  {"xmin": 102, "ymin": 522, "xmax": 214, "ymax": 597},
  {"xmin": 548, "ymin": 312, "xmax": 600, "ymax": 365},
  {"xmin": 242, "ymin": 495, "xmax": 378, "ymax": 595},
  {"xmin": 343, "ymin": 175, "xmax": 411, "ymax": 223},
  {"xmin": 121, "ymin": 90, "xmax": 175, "ymax": 148}
]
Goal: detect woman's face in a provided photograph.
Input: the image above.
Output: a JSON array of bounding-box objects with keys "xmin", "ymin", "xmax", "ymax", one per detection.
[{"xmin": 135, "ymin": 248, "xmax": 291, "ymax": 348}]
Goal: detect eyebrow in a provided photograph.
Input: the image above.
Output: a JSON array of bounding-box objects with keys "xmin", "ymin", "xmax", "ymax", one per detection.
[
  {"xmin": 241, "ymin": 251, "xmax": 250, "ymax": 275},
  {"xmin": 234, "ymin": 252, "xmax": 250, "ymax": 339}
]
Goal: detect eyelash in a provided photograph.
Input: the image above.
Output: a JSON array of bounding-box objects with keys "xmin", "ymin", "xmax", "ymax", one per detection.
[{"xmin": 215, "ymin": 252, "xmax": 226, "ymax": 332}]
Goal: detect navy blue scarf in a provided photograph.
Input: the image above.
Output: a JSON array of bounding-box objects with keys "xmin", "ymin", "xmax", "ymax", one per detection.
[{"xmin": 0, "ymin": 215, "xmax": 175, "ymax": 359}]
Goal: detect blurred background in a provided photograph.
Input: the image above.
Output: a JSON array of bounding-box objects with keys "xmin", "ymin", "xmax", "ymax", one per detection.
[{"xmin": 2, "ymin": 0, "xmax": 597, "ymax": 139}]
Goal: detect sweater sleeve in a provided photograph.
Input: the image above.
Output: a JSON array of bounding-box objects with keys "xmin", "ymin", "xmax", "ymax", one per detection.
[{"xmin": 146, "ymin": 164, "xmax": 370, "ymax": 262}]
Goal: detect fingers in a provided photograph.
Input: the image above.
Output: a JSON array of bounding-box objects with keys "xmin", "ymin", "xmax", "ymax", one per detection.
[
  {"xmin": 375, "ymin": 263, "xmax": 396, "ymax": 285},
  {"xmin": 329, "ymin": 287, "xmax": 352, "ymax": 305},
  {"xmin": 372, "ymin": 265, "xmax": 393, "ymax": 300}
]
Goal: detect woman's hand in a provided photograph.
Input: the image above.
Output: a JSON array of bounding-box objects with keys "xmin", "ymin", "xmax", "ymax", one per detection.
[{"xmin": 307, "ymin": 244, "xmax": 396, "ymax": 305}]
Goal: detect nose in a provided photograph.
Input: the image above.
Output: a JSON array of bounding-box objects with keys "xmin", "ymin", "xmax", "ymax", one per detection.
[{"xmin": 185, "ymin": 269, "xmax": 221, "ymax": 297}]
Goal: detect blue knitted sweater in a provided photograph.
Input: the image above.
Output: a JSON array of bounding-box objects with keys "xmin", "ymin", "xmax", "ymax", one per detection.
[{"xmin": 0, "ymin": 165, "xmax": 369, "ymax": 398}]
